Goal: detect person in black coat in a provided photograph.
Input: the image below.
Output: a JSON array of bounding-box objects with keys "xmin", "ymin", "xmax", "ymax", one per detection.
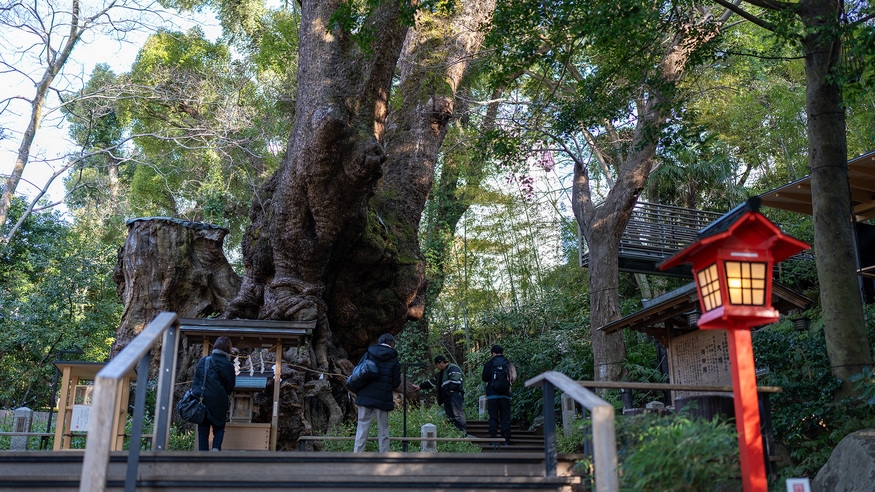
[
  {"xmin": 482, "ymin": 344, "xmax": 513, "ymax": 446},
  {"xmin": 193, "ymin": 336, "xmax": 237, "ymax": 451},
  {"xmin": 353, "ymin": 333, "xmax": 401, "ymax": 452}
]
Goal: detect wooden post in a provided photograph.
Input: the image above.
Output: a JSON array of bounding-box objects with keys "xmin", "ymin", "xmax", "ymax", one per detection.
[
  {"xmin": 79, "ymin": 373, "xmax": 119, "ymax": 492},
  {"xmin": 53, "ymin": 366, "xmax": 74, "ymax": 450},
  {"xmin": 592, "ymin": 403, "xmax": 618, "ymax": 492},
  {"xmin": 727, "ymin": 328, "xmax": 767, "ymax": 492},
  {"xmin": 113, "ymin": 377, "xmax": 130, "ymax": 451},
  {"xmin": 270, "ymin": 340, "xmax": 282, "ymax": 451},
  {"xmin": 543, "ymin": 382, "xmax": 556, "ymax": 477}
]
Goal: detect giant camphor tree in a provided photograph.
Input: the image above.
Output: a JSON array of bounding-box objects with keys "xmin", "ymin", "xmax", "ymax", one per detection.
[
  {"xmin": 113, "ymin": 0, "xmax": 497, "ymax": 445},
  {"xmin": 220, "ymin": 0, "xmax": 497, "ymax": 361}
]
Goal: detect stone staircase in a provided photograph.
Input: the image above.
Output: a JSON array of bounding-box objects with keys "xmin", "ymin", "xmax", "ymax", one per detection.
[
  {"xmin": 466, "ymin": 419, "xmax": 546, "ymax": 453},
  {"xmin": 0, "ymin": 449, "xmax": 586, "ymax": 491}
]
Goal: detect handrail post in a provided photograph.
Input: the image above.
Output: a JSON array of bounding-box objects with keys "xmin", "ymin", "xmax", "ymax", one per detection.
[
  {"xmin": 543, "ymin": 380, "xmax": 557, "ymax": 477},
  {"xmin": 592, "ymin": 403, "xmax": 618, "ymax": 492},
  {"xmin": 80, "ymin": 312, "xmax": 179, "ymax": 492},
  {"xmin": 125, "ymin": 350, "xmax": 151, "ymax": 491},
  {"xmin": 79, "ymin": 373, "xmax": 119, "ymax": 492},
  {"xmin": 526, "ymin": 371, "xmax": 618, "ymax": 492},
  {"xmin": 153, "ymin": 323, "xmax": 179, "ymax": 450}
]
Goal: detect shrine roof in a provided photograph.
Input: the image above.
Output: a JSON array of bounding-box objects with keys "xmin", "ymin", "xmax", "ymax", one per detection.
[
  {"xmin": 759, "ymin": 151, "xmax": 875, "ymax": 219},
  {"xmin": 597, "ymin": 281, "xmax": 813, "ymax": 335},
  {"xmin": 179, "ymin": 317, "xmax": 315, "ymax": 349}
]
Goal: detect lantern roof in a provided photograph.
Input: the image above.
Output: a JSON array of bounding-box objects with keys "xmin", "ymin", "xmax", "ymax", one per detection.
[{"xmin": 659, "ymin": 196, "xmax": 810, "ymax": 271}]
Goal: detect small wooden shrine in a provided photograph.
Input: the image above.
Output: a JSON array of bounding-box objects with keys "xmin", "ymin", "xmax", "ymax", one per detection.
[{"xmin": 178, "ymin": 317, "xmax": 315, "ymax": 451}]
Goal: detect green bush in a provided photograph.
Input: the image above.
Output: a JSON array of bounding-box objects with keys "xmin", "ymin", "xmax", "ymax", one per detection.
[
  {"xmin": 753, "ymin": 311, "xmax": 875, "ymax": 479},
  {"xmin": 561, "ymin": 413, "xmax": 741, "ymax": 492}
]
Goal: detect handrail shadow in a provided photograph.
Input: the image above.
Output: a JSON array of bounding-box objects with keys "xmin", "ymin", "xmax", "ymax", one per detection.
[
  {"xmin": 79, "ymin": 312, "xmax": 180, "ymax": 492},
  {"xmin": 525, "ymin": 371, "xmax": 618, "ymax": 492}
]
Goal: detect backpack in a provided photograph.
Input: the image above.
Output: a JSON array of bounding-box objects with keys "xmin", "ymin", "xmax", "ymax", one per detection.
[{"xmin": 492, "ymin": 360, "xmax": 512, "ymax": 394}]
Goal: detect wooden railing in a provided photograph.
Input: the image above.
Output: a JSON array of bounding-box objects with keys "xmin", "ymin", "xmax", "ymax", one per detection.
[
  {"xmin": 620, "ymin": 202, "xmax": 723, "ymax": 259},
  {"xmin": 581, "ymin": 201, "xmax": 813, "ymax": 277},
  {"xmin": 80, "ymin": 312, "xmax": 181, "ymax": 492},
  {"xmin": 525, "ymin": 371, "xmax": 618, "ymax": 492}
]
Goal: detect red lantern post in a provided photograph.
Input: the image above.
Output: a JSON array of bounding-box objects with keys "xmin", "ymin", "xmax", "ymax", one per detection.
[{"xmin": 660, "ymin": 197, "xmax": 809, "ymax": 492}]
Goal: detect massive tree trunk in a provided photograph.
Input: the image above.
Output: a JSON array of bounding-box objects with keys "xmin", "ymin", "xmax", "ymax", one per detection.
[
  {"xmin": 113, "ymin": 1, "xmax": 496, "ymax": 448},
  {"xmin": 800, "ymin": 0, "xmax": 873, "ymax": 396},
  {"xmin": 226, "ymin": 1, "xmax": 495, "ymax": 359},
  {"xmin": 224, "ymin": 1, "xmax": 411, "ymax": 371},
  {"xmin": 113, "ymin": 218, "xmax": 333, "ymax": 445},
  {"xmin": 216, "ymin": 0, "xmax": 494, "ymax": 445},
  {"xmin": 112, "ymin": 218, "xmax": 242, "ymax": 357},
  {"xmin": 112, "ymin": 217, "xmax": 242, "ymax": 402}
]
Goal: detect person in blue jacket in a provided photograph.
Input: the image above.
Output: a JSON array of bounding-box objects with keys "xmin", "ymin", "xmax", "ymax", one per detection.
[
  {"xmin": 353, "ymin": 333, "xmax": 401, "ymax": 452},
  {"xmin": 193, "ymin": 336, "xmax": 236, "ymax": 451}
]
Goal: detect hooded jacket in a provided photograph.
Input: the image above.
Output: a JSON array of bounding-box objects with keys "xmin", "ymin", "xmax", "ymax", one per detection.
[
  {"xmin": 193, "ymin": 349, "xmax": 236, "ymax": 426},
  {"xmin": 354, "ymin": 343, "xmax": 401, "ymax": 411}
]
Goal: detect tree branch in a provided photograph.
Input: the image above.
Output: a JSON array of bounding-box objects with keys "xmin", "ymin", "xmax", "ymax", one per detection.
[{"xmin": 711, "ymin": 0, "xmax": 778, "ymax": 32}]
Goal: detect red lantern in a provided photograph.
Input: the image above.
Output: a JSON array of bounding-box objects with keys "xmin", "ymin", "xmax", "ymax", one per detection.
[{"xmin": 660, "ymin": 197, "xmax": 809, "ymax": 492}]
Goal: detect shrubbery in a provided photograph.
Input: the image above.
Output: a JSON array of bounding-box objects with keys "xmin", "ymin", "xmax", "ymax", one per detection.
[
  {"xmin": 560, "ymin": 412, "xmax": 741, "ymax": 491},
  {"xmin": 753, "ymin": 308, "xmax": 875, "ymax": 480}
]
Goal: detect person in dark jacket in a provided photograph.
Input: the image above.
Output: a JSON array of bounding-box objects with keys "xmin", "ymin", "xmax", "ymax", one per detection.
[
  {"xmin": 193, "ymin": 336, "xmax": 237, "ymax": 451},
  {"xmin": 353, "ymin": 333, "xmax": 401, "ymax": 452},
  {"xmin": 413, "ymin": 355, "xmax": 467, "ymax": 434},
  {"xmin": 481, "ymin": 344, "xmax": 514, "ymax": 446}
]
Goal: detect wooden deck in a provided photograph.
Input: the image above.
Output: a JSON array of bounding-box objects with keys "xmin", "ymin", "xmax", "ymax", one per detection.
[
  {"xmin": 580, "ymin": 202, "xmax": 723, "ymax": 276},
  {"xmin": 580, "ymin": 201, "xmax": 812, "ymax": 278}
]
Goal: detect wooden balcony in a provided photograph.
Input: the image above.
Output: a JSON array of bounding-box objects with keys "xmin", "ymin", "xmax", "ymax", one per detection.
[{"xmin": 580, "ymin": 202, "xmax": 724, "ymax": 277}]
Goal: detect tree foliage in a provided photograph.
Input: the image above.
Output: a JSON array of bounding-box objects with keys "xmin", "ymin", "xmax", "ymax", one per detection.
[{"xmin": 0, "ymin": 199, "xmax": 120, "ymax": 408}]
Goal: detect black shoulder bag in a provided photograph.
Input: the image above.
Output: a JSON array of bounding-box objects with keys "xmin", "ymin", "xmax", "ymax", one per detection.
[
  {"xmin": 177, "ymin": 356, "xmax": 212, "ymax": 424},
  {"xmin": 345, "ymin": 352, "xmax": 380, "ymax": 393}
]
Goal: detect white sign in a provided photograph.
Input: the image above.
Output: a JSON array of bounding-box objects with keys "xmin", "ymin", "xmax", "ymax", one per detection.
[
  {"xmin": 785, "ymin": 478, "xmax": 811, "ymax": 492},
  {"xmin": 70, "ymin": 404, "xmax": 90, "ymax": 432}
]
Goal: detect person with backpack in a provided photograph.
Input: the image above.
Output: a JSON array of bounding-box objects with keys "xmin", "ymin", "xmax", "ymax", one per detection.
[
  {"xmin": 413, "ymin": 355, "xmax": 468, "ymax": 435},
  {"xmin": 193, "ymin": 336, "xmax": 237, "ymax": 451},
  {"xmin": 482, "ymin": 344, "xmax": 514, "ymax": 446}
]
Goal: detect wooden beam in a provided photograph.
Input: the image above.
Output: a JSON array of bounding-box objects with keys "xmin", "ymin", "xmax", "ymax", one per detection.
[{"xmin": 575, "ymin": 380, "xmax": 781, "ymax": 393}]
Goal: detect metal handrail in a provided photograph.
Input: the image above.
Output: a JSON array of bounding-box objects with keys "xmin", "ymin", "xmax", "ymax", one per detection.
[
  {"xmin": 80, "ymin": 312, "xmax": 180, "ymax": 492},
  {"xmin": 525, "ymin": 371, "xmax": 618, "ymax": 492}
]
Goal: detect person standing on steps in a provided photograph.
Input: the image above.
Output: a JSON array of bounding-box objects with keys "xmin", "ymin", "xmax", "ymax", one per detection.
[
  {"xmin": 413, "ymin": 355, "xmax": 468, "ymax": 435},
  {"xmin": 482, "ymin": 344, "xmax": 515, "ymax": 447},
  {"xmin": 194, "ymin": 336, "xmax": 237, "ymax": 451},
  {"xmin": 353, "ymin": 333, "xmax": 401, "ymax": 453}
]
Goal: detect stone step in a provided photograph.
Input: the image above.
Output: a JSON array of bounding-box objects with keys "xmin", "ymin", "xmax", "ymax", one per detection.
[
  {"xmin": 465, "ymin": 420, "xmax": 545, "ymax": 453},
  {"xmin": 0, "ymin": 450, "xmax": 584, "ymax": 491}
]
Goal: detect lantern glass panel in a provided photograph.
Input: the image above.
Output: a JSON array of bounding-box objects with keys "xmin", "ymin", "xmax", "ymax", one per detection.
[
  {"xmin": 696, "ymin": 263, "xmax": 722, "ymax": 312},
  {"xmin": 725, "ymin": 261, "xmax": 767, "ymax": 305}
]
